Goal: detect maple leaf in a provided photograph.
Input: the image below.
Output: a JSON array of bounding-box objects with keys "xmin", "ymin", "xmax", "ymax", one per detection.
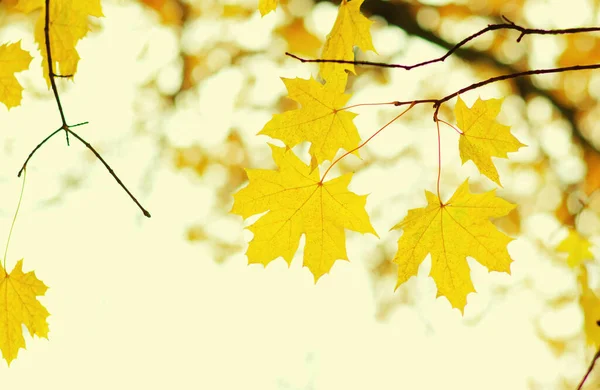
[
  {"xmin": 0, "ymin": 260, "xmax": 49, "ymax": 365},
  {"xmin": 231, "ymin": 144, "xmax": 377, "ymax": 281},
  {"xmin": 0, "ymin": 41, "xmax": 32, "ymax": 109},
  {"xmin": 258, "ymin": 0, "xmax": 277, "ymax": 16},
  {"xmin": 579, "ymin": 267, "xmax": 600, "ymax": 347},
  {"xmin": 455, "ymin": 96, "xmax": 525, "ymax": 186},
  {"xmin": 319, "ymin": 0, "xmax": 376, "ymax": 91},
  {"xmin": 392, "ymin": 180, "xmax": 515, "ymax": 312},
  {"xmin": 259, "ymin": 77, "xmax": 361, "ymax": 166},
  {"xmin": 556, "ymin": 229, "xmax": 593, "ymax": 267},
  {"xmin": 16, "ymin": 0, "xmax": 103, "ymax": 86}
]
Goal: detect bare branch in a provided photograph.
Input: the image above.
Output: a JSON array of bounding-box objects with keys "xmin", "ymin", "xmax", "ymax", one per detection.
[
  {"xmin": 18, "ymin": 0, "xmax": 151, "ymax": 218},
  {"xmin": 287, "ymin": 20, "xmax": 600, "ymax": 70}
]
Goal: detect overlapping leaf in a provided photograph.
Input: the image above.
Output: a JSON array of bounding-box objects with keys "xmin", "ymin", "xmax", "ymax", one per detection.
[
  {"xmin": 0, "ymin": 260, "xmax": 49, "ymax": 365},
  {"xmin": 16, "ymin": 0, "xmax": 103, "ymax": 86},
  {"xmin": 455, "ymin": 97, "xmax": 525, "ymax": 186},
  {"xmin": 258, "ymin": 0, "xmax": 277, "ymax": 16},
  {"xmin": 259, "ymin": 77, "xmax": 361, "ymax": 166},
  {"xmin": 231, "ymin": 144, "xmax": 377, "ymax": 281},
  {"xmin": 392, "ymin": 180, "xmax": 515, "ymax": 312},
  {"xmin": 557, "ymin": 229, "xmax": 593, "ymax": 268},
  {"xmin": 319, "ymin": 0, "xmax": 376, "ymax": 91},
  {"xmin": 0, "ymin": 41, "xmax": 32, "ymax": 109}
]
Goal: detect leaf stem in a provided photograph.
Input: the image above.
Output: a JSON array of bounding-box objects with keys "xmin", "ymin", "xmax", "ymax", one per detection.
[
  {"xmin": 320, "ymin": 103, "xmax": 415, "ymax": 182},
  {"xmin": 339, "ymin": 101, "xmax": 401, "ymax": 111},
  {"xmin": 3, "ymin": 168, "xmax": 26, "ymax": 270},
  {"xmin": 435, "ymin": 119, "xmax": 442, "ymax": 202},
  {"xmin": 437, "ymin": 118, "xmax": 463, "ymax": 135}
]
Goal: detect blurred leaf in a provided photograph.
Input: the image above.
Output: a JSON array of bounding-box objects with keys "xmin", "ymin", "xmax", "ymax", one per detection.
[
  {"xmin": 556, "ymin": 229, "xmax": 593, "ymax": 268},
  {"xmin": 276, "ymin": 19, "xmax": 321, "ymax": 58}
]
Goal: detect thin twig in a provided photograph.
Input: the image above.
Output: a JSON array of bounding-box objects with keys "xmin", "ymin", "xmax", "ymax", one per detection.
[
  {"xmin": 44, "ymin": 0, "xmax": 69, "ymax": 145},
  {"xmin": 577, "ymin": 342, "xmax": 600, "ymax": 389},
  {"xmin": 66, "ymin": 129, "xmax": 152, "ymax": 218},
  {"xmin": 386, "ymin": 63, "xmax": 600, "ymax": 121},
  {"xmin": 286, "ymin": 19, "xmax": 600, "ymax": 70},
  {"xmin": 17, "ymin": 0, "xmax": 151, "ymax": 218}
]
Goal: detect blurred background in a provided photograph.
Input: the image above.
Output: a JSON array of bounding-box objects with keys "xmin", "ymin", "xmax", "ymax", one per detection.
[{"xmin": 0, "ymin": 0, "xmax": 599, "ymax": 388}]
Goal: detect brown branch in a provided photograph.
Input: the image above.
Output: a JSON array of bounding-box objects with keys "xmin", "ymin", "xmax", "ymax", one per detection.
[
  {"xmin": 314, "ymin": 0, "xmax": 600, "ymax": 154},
  {"xmin": 18, "ymin": 0, "xmax": 151, "ymax": 218},
  {"xmin": 387, "ymin": 63, "xmax": 600, "ymax": 120},
  {"xmin": 286, "ymin": 17, "xmax": 600, "ymax": 70},
  {"xmin": 65, "ymin": 129, "xmax": 151, "ymax": 218},
  {"xmin": 43, "ymin": 0, "xmax": 69, "ymax": 145}
]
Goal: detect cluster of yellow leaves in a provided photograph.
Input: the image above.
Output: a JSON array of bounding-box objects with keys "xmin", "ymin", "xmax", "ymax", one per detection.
[
  {"xmin": 233, "ymin": 0, "xmax": 378, "ymax": 279},
  {"xmin": 0, "ymin": 260, "xmax": 49, "ymax": 365},
  {"xmin": 390, "ymin": 98, "xmax": 524, "ymax": 311},
  {"xmin": 241, "ymin": 0, "xmax": 529, "ymax": 314}
]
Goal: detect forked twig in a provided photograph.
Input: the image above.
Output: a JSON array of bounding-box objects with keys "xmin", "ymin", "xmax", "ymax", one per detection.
[{"xmin": 18, "ymin": 0, "xmax": 151, "ymax": 218}]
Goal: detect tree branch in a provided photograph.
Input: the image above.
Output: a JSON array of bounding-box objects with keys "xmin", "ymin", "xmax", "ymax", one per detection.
[
  {"xmin": 314, "ymin": 0, "xmax": 600, "ymax": 153},
  {"xmin": 287, "ymin": 17, "xmax": 600, "ymax": 70},
  {"xmin": 18, "ymin": 0, "xmax": 151, "ymax": 218},
  {"xmin": 387, "ymin": 63, "xmax": 600, "ymax": 121}
]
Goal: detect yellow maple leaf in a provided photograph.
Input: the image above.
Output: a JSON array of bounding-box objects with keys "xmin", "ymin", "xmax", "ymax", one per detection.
[
  {"xmin": 231, "ymin": 144, "xmax": 377, "ymax": 281},
  {"xmin": 455, "ymin": 96, "xmax": 525, "ymax": 186},
  {"xmin": 0, "ymin": 260, "xmax": 49, "ymax": 365},
  {"xmin": 16, "ymin": 0, "xmax": 103, "ymax": 86},
  {"xmin": 0, "ymin": 41, "xmax": 32, "ymax": 109},
  {"xmin": 258, "ymin": 0, "xmax": 277, "ymax": 16},
  {"xmin": 392, "ymin": 179, "xmax": 515, "ymax": 312},
  {"xmin": 259, "ymin": 77, "xmax": 360, "ymax": 166},
  {"xmin": 320, "ymin": 0, "xmax": 376, "ymax": 91},
  {"xmin": 579, "ymin": 267, "xmax": 600, "ymax": 347},
  {"xmin": 556, "ymin": 229, "xmax": 594, "ymax": 267}
]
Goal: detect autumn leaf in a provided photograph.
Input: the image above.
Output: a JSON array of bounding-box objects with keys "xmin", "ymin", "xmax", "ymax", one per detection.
[
  {"xmin": 319, "ymin": 0, "xmax": 376, "ymax": 91},
  {"xmin": 0, "ymin": 260, "xmax": 49, "ymax": 365},
  {"xmin": 556, "ymin": 229, "xmax": 594, "ymax": 268},
  {"xmin": 231, "ymin": 144, "xmax": 377, "ymax": 281},
  {"xmin": 392, "ymin": 180, "xmax": 515, "ymax": 312},
  {"xmin": 259, "ymin": 77, "xmax": 361, "ymax": 166},
  {"xmin": 16, "ymin": 0, "xmax": 103, "ymax": 86},
  {"xmin": 455, "ymin": 96, "xmax": 525, "ymax": 186},
  {"xmin": 258, "ymin": 0, "xmax": 277, "ymax": 16},
  {"xmin": 579, "ymin": 267, "xmax": 600, "ymax": 347},
  {"xmin": 0, "ymin": 41, "xmax": 32, "ymax": 109}
]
